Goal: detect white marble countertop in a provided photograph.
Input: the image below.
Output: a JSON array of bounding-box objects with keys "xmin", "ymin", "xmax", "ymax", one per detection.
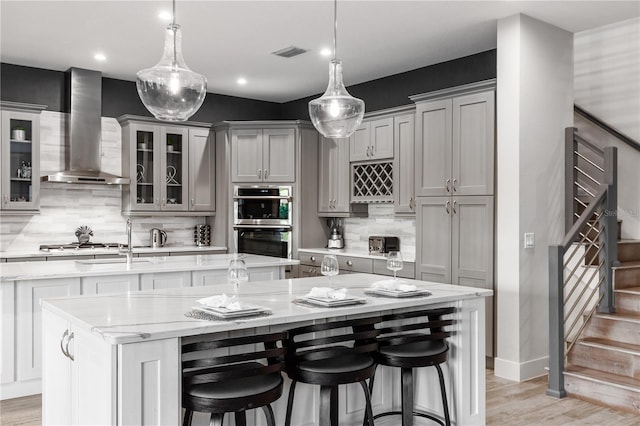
[
  {"xmin": 299, "ymin": 248, "xmax": 416, "ymax": 262},
  {"xmin": 41, "ymin": 273, "xmax": 492, "ymax": 345},
  {"xmin": 0, "ymin": 245, "xmax": 227, "ymax": 260},
  {"xmin": 0, "ymin": 253, "xmax": 298, "ymax": 282}
]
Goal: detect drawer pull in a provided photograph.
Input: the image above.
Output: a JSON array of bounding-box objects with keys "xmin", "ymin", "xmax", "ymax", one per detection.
[
  {"xmin": 310, "ymin": 256, "xmax": 316, "ymax": 262},
  {"xmin": 346, "ymin": 260, "xmax": 353, "ymax": 266}
]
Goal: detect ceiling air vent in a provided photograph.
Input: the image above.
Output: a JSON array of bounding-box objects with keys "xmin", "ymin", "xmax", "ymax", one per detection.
[{"xmin": 271, "ymin": 46, "xmax": 308, "ymax": 58}]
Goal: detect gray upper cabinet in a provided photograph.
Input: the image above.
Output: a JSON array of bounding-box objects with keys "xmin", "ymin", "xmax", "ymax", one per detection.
[
  {"xmin": 188, "ymin": 128, "xmax": 215, "ymax": 212},
  {"xmin": 393, "ymin": 113, "xmax": 415, "ymax": 214},
  {"xmin": 231, "ymin": 128, "xmax": 295, "ymax": 183},
  {"xmin": 318, "ymin": 136, "xmax": 351, "ymax": 215},
  {"xmin": 349, "ymin": 117, "xmax": 394, "ymax": 161},
  {"xmin": 0, "ymin": 102, "xmax": 46, "ymax": 213},
  {"xmin": 118, "ymin": 115, "xmax": 213, "ymax": 215},
  {"xmin": 415, "ymin": 89, "xmax": 495, "ymax": 197}
]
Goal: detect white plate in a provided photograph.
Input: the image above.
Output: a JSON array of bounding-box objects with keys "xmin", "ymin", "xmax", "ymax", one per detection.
[
  {"xmin": 365, "ymin": 288, "xmax": 431, "ymax": 298},
  {"xmin": 193, "ymin": 304, "xmax": 270, "ymax": 318},
  {"xmin": 298, "ymin": 296, "xmax": 367, "ymax": 307}
]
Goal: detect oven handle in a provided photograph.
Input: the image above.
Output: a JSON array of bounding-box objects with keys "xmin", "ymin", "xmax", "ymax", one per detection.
[
  {"xmin": 233, "ymin": 196, "xmax": 292, "ymax": 201},
  {"xmin": 233, "ymin": 225, "xmax": 292, "ymax": 230}
]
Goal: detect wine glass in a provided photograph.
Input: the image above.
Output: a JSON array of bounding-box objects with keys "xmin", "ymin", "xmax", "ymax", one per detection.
[
  {"xmin": 320, "ymin": 255, "xmax": 339, "ymax": 286},
  {"xmin": 387, "ymin": 251, "xmax": 403, "ymax": 281},
  {"xmin": 227, "ymin": 259, "xmax": 249, "ymax": 294}
]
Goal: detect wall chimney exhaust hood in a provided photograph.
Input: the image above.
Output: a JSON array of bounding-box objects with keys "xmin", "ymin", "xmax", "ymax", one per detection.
[{"xmin": 43, "ymin": 68, "xmax": 130, "ymax": 185}]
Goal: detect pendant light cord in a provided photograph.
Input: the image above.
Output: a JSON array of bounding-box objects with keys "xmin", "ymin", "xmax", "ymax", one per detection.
[
  {"xmin": 172, "ymin": 0, "xmax": 177, "ymax": 65},
  {"xmin": 333, "ymin": 0, "xmax": 337, "ymax": 61}
]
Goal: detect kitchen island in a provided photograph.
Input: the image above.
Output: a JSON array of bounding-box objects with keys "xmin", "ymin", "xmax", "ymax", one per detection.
[
  {"xmin": 0, "ymin": 254, "xmax": 297, "ymax": 399},
  {"xmin": 41, "ymin": 274, "xmax": 491, "ymax": 426}
]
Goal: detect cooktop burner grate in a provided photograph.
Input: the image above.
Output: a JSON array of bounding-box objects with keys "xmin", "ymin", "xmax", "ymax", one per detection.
[{"xmin": 39, "ymin": 242, "xmax": 126, "ymax": 251}]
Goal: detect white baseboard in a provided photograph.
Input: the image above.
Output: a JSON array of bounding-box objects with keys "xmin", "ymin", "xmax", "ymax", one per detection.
[
  {"xmin": 1, "ymin": 380, "xmax": 42, "ymax": 400},
  {"xmin": 494, "ymin": 356, "xmax": 548, "ymax": 381}
]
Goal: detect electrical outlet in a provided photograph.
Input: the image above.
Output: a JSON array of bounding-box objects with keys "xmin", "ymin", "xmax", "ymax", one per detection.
[{"xmin": 524, "ymin": 233, "xmax": 535, "ymax": 249}]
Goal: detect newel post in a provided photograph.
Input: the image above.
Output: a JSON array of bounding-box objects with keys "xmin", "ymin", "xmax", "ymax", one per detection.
[{"xmin": 547, "ymin": 245, "xmax": 567, "ymax": 398}]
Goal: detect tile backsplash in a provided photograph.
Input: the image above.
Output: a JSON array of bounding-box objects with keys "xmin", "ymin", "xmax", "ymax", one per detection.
[
  {"xmin": 343, "ymin": 204, "xmax": 416, "ymax": 261},
  {"xmin": 0, "ymin": 111, "xmax": 209, "ymax": 252}
]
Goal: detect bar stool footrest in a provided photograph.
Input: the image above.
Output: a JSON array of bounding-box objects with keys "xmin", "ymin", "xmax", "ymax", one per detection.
[{"xmin": 373, "ymin": 409, "xmax": 447, "ymax": 426}]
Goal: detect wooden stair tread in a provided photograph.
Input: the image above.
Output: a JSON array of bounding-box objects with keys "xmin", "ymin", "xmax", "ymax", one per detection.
[
  {"xmin": 616, "ymin": 286, "xmax": 640, "ymax": 295},
  {"xmin": 593, "ymin": 312, "xmax": 640, "ymax": 323},
  {"xmin": 565, "ymin": 365, "xmax": 640, "ymax": 392},
  {"xmin": 577, "ymin": 336, "xmax": 640, "ymax": 355},
  {"xmin": 614, "ymin": 260, "xmax": 640, "ymax": 270},
  {"xmin": 618, "ymin": 239, "xmax": 640, "ymax": 245}
]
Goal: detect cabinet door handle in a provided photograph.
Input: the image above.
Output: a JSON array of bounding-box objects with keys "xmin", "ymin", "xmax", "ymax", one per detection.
[
  {"xmin": 257, "ymin": 169, "xmax": 262, "ymax": 179},
  {"xmin": 346, "ymin": 260, "xmax": 353, "ymax": 266},
  {"xmin": 445, "ymin": 200, "xmax": 450, "ymax": 214},
  {"xmin": 264, "ymin": 169, "xmax": 268, "ymax": 179},
  {"xmin": 453, "ymin": 200, "xmax": 457, "ymax": 214},
  {"xmin": 452, "ymin": 178, "xmax": 457, "ymax": 192},
  {"xmin": 191, "ymin": 198, "xmax": 195, "ymax": 206},
  {"xmin": 156, "ymin": 197, "xmax": 160, "ymax": 206},
  {"xmin": 66, "ymin": 332, "xmax": 75, "ymax": 361},
  {"xmin": 371, "ymin": 145, "xmax": 375, "ymax": 156},
  {"xmin": 445, "ymin": 179, "xmax": 451, "ymax": 192},
  {"xmin": 60, "ymin": 329, "xmax": 70, "ymax": 358},
  {"xmin": 3, "ymin": 195, "xmax": 8, "ymax": 204},
  {"xmin": 409, "ymin": 197, "xmax": 414, "ymax": 210}
]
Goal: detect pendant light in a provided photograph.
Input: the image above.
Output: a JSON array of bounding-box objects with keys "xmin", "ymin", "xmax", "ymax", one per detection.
[
  {"xmin": 136, "ymin": 0, "xmax": 207, "ymax": 122},
  {"xmin": 309, "ymin": 0, "xmax": 365, "ymax": 138}
]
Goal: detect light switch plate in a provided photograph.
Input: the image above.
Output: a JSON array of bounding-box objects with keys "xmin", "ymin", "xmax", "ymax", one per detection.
[{"xmin": 524, "ymin": 233, "xmax": 535, "ymax": 248}]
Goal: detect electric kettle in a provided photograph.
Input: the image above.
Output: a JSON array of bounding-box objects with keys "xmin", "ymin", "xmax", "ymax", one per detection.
[{"xmin": 150, "ymin": 228, "xmax": 167, "ymax": 248}]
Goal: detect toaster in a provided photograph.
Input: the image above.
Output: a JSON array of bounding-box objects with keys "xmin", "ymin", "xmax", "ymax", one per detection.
[{"xmin": 369, "ymin": 236, "xmax": 400, "ymax": 255}]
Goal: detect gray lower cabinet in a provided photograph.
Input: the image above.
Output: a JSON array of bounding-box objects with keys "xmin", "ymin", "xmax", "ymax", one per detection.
[
  {"xmin": 415, "ymin": 195, "xmax": 494, "ymax": 355},
  {"xmin": 298, "ymin": 252, "xmax": 415, "ymax": 279}
]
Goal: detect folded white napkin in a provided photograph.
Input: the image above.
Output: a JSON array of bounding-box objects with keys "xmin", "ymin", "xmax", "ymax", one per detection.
[
  {"xmin": 306, "ymin": 287, "xmax": 348, "ymax": 300},
  {"xmin": 197, "ymin": 294, "xmax": 242, "ymax": 311},
  {"xmin": 371, "ymin": 279, "xmax": 417, "ymax": 292}
]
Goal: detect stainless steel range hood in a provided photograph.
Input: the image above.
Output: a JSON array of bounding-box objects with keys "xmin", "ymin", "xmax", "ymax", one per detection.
[{"xmin": 43, "ymin": 68, "xmax": 130, "ymax": 185}]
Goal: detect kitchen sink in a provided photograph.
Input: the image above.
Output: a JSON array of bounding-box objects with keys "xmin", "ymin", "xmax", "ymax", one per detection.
[{"xmin": 75, "ymin": 257, "xmax": 155, "ymax": 265}]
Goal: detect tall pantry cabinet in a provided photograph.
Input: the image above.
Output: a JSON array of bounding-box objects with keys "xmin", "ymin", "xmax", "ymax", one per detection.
[{"xmin": 411, "ymin": 80, "xmax": 496, "ymax": 357}]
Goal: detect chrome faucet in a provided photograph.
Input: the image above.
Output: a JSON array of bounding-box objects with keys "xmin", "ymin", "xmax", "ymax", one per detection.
[{"xmin": 121, "ymin": 217, "xmax": 133, "ymax": 264}]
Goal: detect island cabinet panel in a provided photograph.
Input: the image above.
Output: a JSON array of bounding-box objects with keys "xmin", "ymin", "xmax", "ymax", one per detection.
[
  {"xmin": 191, "ymin": 269, "xmax": 227, "ymax": 286},
  {"xmin": 140, "ymin": 271, "xmax": 191, "ymax": 290},
  {"xmin": 0, "ymin": 282, "xmax": 15, "ymax": 385},
  {"xmin": 342, "ymin": 366, "xmax": 393, "ymax": 423},
  {"xmin": 81, "ymin": 274, "xmax": 140, "ymax": 295},
  {"xmin": 16, "ymin": 278, "xmax": 81, "ymax": 382},
  {"xmin": 43, "ymin": 309, "xmax": 116, "ymax": 426},
  {"xmin": 118, "ymin": 338, "xmax": 180, "ymax": 426}
]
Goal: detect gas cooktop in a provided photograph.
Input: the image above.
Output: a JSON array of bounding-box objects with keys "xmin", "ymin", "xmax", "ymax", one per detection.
[{"xmin": 39, "ymin": 242, "xmax": 126, "ymax": 252}]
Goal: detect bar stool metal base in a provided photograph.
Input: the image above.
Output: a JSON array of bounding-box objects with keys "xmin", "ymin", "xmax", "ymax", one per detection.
[{"xmin": 367, "ymin": 364, "xmax": 451, "ymax": 426}]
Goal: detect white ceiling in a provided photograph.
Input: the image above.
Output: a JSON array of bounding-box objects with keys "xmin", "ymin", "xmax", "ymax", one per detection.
[{"xmin": 1, "ymin": 1, "xmax": 638, "ymax": 103}]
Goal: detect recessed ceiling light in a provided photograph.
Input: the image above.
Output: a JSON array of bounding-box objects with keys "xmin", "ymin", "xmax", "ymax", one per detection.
[
  {"xmin": 94, "ymin": 53, "xmax": 106, "ymax": 61},
  {"xmin": 320, "ymin": 48, "xmax": 332, "ymax": 57},
  {"xmin": 158, "ymin": 11, "xmax": 172, "ymax": 21},
  {"xmin": 237, "ymin": 78, "xmax": 247, "ymax": 85}
]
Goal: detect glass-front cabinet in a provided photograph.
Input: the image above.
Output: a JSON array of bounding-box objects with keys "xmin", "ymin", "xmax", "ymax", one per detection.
[
  {"xmin": 0, "ymin": 102, "xmax": 46, "ymax": 212},
  {"xmin": 118, "ymin": 115, "xmax": 212, "ymax": 214}
]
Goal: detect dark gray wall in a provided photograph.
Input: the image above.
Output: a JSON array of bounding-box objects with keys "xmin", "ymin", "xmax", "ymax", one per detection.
[
  {"xmin": 2, "ymin": 50, "xmax": 495, "ymax": 122},
  {"xmin": 280, "ymin": 50, "xmax": 497, "ymax": 119},
  {"xmin": 1, "ymin": 63, "xmax": 281, "ymax": 123}
]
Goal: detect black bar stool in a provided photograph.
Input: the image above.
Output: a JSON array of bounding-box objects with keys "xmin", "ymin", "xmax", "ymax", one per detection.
[
  {"xmin": 181, "ymin": 331, "xmax": 286, "ymax": 426},
  {"xmin": 367, "ymin": 307, "xmax": 455, "ymax": 426},
  {"xmin": 283, "ymin": 316, "xmax": 381, "ymax": 426}
]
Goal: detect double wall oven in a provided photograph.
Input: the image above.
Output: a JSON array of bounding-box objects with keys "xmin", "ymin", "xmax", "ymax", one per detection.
[{"xmin": 233, "ymin": 186, "xmax": 292, "ymax": 258}]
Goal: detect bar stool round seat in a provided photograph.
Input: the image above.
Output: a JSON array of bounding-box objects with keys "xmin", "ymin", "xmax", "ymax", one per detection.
[
  {"xmin": 182, "ymin": 332, "xmax": 286, "ymax": 426},
  {"xmin": 367, "ymin": 307, "xmax": 455, "ymax": 426},
  {"xmin": 184, "ymin": 361, "xmax": 283, "ymax": 410},
  {"xmin": 284, "ymin": 316, "xmax": 381, "ymax": 426}
]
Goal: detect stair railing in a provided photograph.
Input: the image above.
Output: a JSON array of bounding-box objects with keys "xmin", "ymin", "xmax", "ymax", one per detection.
[{"xmin": 547, "ymin": 128, "xmax": 617, "ymax": 398}]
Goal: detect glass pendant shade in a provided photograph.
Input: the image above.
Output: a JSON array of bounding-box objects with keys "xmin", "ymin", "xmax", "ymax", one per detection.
[
  {"xmin": 309, "ymin": 59, "xmax": 364, "ymax": 138},
  {"xmin": 136, "ymin": 24, "xmax": 207, "ymax": 122}
]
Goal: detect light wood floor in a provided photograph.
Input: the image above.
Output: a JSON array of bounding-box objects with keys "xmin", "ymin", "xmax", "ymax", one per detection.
[{"xmin": 1, "ymin": 371, "xmax": 638, "ymax": 425}]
